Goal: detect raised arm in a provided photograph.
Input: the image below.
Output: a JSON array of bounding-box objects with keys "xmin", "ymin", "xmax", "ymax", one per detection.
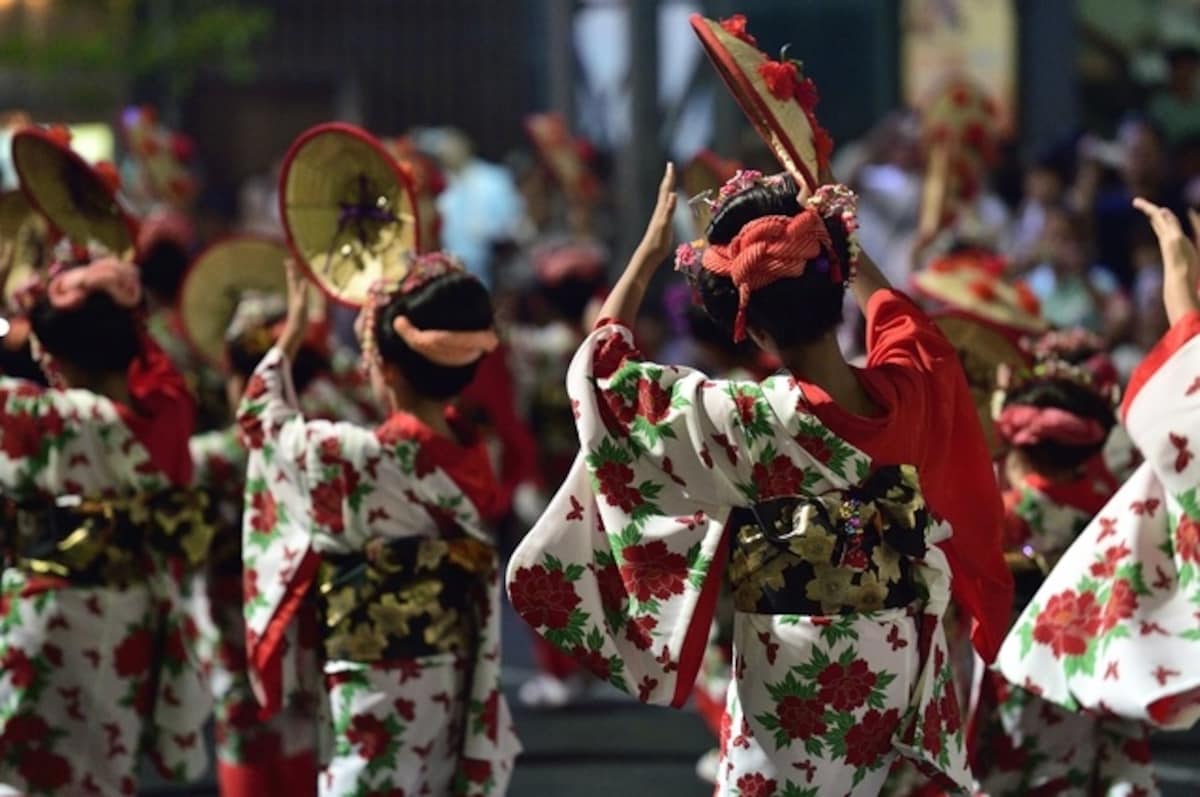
[{"xmin": 1134, "ymin": 197, "xmax": 1200, "ymax": 326}]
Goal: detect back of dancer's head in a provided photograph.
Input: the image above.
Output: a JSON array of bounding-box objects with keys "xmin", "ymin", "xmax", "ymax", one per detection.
[
  {"xmin": 374, "ymin": 266, "xmax": 495, "ymax": 400},
  {"xmin": 698, "ymin": 174, "xmax": 850, "ymax": 348},
  {"xmin": 999, "ymin": 374, "xmax": 1116, "ymax": 473},
  {"xmin": 28, "ymin": 263, "xmax": 140, "ymax": 375}
]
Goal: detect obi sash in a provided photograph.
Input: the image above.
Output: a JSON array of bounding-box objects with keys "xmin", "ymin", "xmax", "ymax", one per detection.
[
  {"xmin": 318, "ymin": 535, "xmax": 496, "ymax": 663},
  {"xmin": 728, "ymin": 464, "xmax": 930, "ymax": 615},
  {"xmin": 6, "ymin": 488, "xmax": 217, "ymax": 587}
]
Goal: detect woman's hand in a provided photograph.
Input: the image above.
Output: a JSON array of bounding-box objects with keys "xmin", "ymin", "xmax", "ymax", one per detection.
[
  {"xmin": 634, "ymin": 162, "xmax": 677, "ymax": 267},
  {"xmin": 594, "ymin": 163, "xmax": 676, "ymax": 329},
  {"xmin": 1134, "ymin": 197, "xmax": 1200, "ymax": 325},
  {"xmin": 278, "ymin": 257, "xmax": 311, "ymax": 360}
]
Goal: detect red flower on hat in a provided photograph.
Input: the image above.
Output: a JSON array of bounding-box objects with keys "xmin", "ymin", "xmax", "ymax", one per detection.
[
  {"xmin": 719, "ymin": 14, "xmax": 757, "ymax": 46},
  {"xmin": 968, "ymin": 278, "xmax": 997, "ymax": 302},
  {"xmin": 94, "ymin": 161, "xmax": 121, "ymax": 193},
  {"xmin": 758, "ymin": 60, "xmax": 801, "ymax": 102},
  {"xmin": 1014, "ymin": 281, "xmax": 1040, "ymax": 314}
]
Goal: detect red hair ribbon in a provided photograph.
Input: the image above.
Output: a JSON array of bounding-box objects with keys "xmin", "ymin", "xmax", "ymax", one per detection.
[
  {"xmin": 391, "ymin": 315, "xmax": 499, "ymax": 367},
  {"xmin": 700, "ymin": 209, "xmax": 830, "ymax": 341},
  {"xmin": 996, "ymin": 404, "xmax": 1106, "ymax": 447}
]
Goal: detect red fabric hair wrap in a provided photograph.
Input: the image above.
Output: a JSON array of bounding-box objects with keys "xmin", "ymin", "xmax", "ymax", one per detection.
[
  {"xmin": 996, "ymin": 404, "xmax": 1106, "ymax": 447},
  {"xmin": 700, "ymin": 209, "xmax": 831, "ymax": 341}
]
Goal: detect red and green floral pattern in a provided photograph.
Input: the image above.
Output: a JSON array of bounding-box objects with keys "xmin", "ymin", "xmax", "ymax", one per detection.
[{"xmin": 507, "ymin": 322, "xmax": 970, "ymax": 794}]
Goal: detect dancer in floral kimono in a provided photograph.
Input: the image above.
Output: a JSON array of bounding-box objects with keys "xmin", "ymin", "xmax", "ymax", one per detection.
[
  {"xmin": 969, "ymin": 348, "xmax": 1159, "ymax": 795},
  {"xmin": 508, "ymin": 164, "xmax": 1010, "ymax": 796},
  {"xmin": 0, "ymin": 255, "xmax": 215, "ymax": 795},
  {"xmin": 238, "ymin": 254, "xmax": 519, "ymax": 796},
  {"xmin": 996, "ymin": 196, "xmax": 1200, "ymax": 791}
]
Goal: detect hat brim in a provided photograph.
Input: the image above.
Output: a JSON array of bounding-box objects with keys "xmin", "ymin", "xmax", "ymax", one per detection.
[
  {"xmin": 524, "ymin": 112, "xmax": 596, "ymax": 202},
  {"xmin": 912, "ymin": 266, "xmax": 1046, "ymax": 334},
  {"xmin": 932, "ymin": 311, "xmax": 1031, "ymax": 456},
  {"xmin": 179, "ymin": 234, "xmax": 291, "ymax": 366},
  {"xmin": 12, "ymin": 128, "xmax": 136, "ymax": 257},
  {"xmin": 279, "ymin": 122, "xmax": 420, "ymax": 308},
  {"xmin": 690, "ymin": 13, "xmax": 819, "ymax": 190},
  {"xmin": 0, "ymin": 191, "xmax": 49, "ymax": 305}
]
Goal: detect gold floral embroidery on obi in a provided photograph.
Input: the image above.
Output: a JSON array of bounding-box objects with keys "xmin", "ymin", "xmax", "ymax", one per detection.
[
  {"xmin": 728, "ymin": 464, "xmax": 931, "ymax": 615},
  {"xmin": 8, "ymin": 489, "xmax": 217, "ymax": 587},
  {"xmin": 319, "ymin": 536, "xmax": 495, "ymax": 663}
]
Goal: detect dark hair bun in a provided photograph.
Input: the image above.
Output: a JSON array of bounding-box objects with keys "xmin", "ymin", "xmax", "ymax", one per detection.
[
  {"xmin": 28, "ymin": 289, "xmax": 140, "ymax": 373},
  {"xmin": 375, "ymin": 270, "xmax": 494, "ymax": 400},
  {"xmin": 1004, "ymin": 378, "xmax": 1117, "ymax": 471},
  {"xmin": 699, "ymin": 175, "xmax": 850, "ymax": 347}
]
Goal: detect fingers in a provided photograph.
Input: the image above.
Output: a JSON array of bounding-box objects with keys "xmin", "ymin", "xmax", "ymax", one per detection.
[
  {"xmin": 1189, "ymin": 208, "xmax": 1200, "ymax": 239},
  {"xmin": 1132, "ymin": 197, "xmax": 1163, "ymax": 218},
  {"xmin": 658, "ymin": 161, "xmax": 675, "ymax": 200}
]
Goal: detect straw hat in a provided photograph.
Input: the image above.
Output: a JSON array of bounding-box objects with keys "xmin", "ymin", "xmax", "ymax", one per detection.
[
  {"xmin": 119, "ymin": 105, "xmax": 198, "ymax": 210},
  {"xmin": 278, "ymin": 122, "xmax": 419, "ymax": 307},
  {"xmin": 178, "ymin": 235, "xmax": 290, "ymax": 366},
  {"xmin": 12, "ymin": 126, "xmax": 135, "ymax": 257},
  {"xmin": 524, "ymin": 112, "xmax": 598, "ymax": 203},
  {"xmin": 912, "ymin": 249, "xmax": 1046, "ymax": 335},
  {"xmin": 382, "ymin": 135, "xmax": 446, "ymax": 253},
  {"xmin": 0, "ymin": 190, "xmax": 50, "ymax": 306},
  {"xmin": 689, "ymin": 13, "xmax": 833, "ymax": 190}
]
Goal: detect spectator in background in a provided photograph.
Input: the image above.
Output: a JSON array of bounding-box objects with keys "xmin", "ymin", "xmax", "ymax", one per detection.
[
  {"xmin": 1149, "ymin": 44, "xmax": 1200, "ymax": 145},
  {"xmin": 424, "ymin": 127, "xmax": 526, "ymax": 288}
]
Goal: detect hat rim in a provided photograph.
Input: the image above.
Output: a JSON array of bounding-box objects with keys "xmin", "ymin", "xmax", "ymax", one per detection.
[
  {"xmin": 523, "ymin": 112, "xmax": 597, "ymax": 203},
  {"xmin": 278, "ymin": 121, "xmax": 421, "ymax": 309},
  {"xmin": 11, "ymin": 126, "xmax": 137, "ymax": 256},
  {"xmin": 912, "ymin": 268, "xmax": 1047, "ymax": 335},
  {"xmin": 178, "ymin": 232, "xmax": 290, "ymax": 367},
  {"xmin": 689, "ymin": 13, "xmax": 818, "ymax": 190}
]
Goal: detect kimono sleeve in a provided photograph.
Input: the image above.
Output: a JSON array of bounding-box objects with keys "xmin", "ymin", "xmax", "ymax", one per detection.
[
  {"xmin": 508, "ymin": 323, "xmax": 762, "ymax": 708},
  {"xmin": 236, "ymin": 346, "xmax": 321, "ymax": 714},
  {"xmin": 866, "ymin": 290, "xmax": 1012, "ymax": 662}
]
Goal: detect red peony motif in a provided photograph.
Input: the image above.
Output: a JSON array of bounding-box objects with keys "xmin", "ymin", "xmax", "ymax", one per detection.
[
  {"xmin": 733, "ymin": 392, "xmax": 759, "ymax": 427},
  {"xmin": 238, "ymin": 412, "xmax": 265, "ymax": 449},
  {"xmin": 0, "ymin": 713, "xmax": 49, "ymax": 749},
  {"xmin": 310, "ymin": 479, "xmax": 345, "ymax": 534},
  {"xmin": 735, "ymin": 772, "xmax": 777, "ymax": 797},
  {"xmin": 1100, "ymin": 579, "xmax": 1138, "ymax": 632},
  {"xmin": 594, "ymin": 333, "xmax": 639, "ymax": 379},
  {"xmin": 509, "ymin": 565, "xmax": 581, "ymax": 630},
  {"xmin": 243, "ymin": 373, "xmax": 268, "ymax": 400},
  {"xmin": 0, "ymin": 413, "xmax": 40, "ymax": 461},
  {"xmin": 250, "ymin": 490, "xmax": 277, "ymax": 534},
  {"xmin": 844, "ymin": 707, "xmax": 901, "ymax": 767},
  {"xmin": 993, "ymin": 730, "xmax": 1027, "ymax": 771},
  {"xmin": 794, "ymin": 433, "xmax": 832, "ymax": 464},
  {"xmin": 461, "ymin": 758, "xmax": 493, "ymax": 784},
  {"xmin": 595, "ymin": 461, "xmax": 643, "ymax": 512},
  {"xmin": 1033, "ymin": 590, "xmax": 1102, "ymax": 658},
  {"xmin": 1090, "ymin": 542, "xmax": 1132, "ymax": 578},
  {"xmin": 817, "ymin": 658, "xmax": 878, "ymax": 712},
  {"xmin": 164, "ymin": 627, "xmax": 187, "ymax": 665},
  {"xmin": 601, "ymin": 391, "xmax": 637, "ymax": 435},
  {"xmin": 1, "ymin": 648, "xmax": 34, "ymax": 688},
  {"xmin": 480, "ymin": 690, "xmax": 500, "ymax": 741},
  {"xmin": 1123, "ymin": 736, "xmax": 1153, "ymax": 764},
  {"xmin": 636, "ymin": 379, "xmax": 672, "ymax": 425},
  {"xmin": 244, "ymin": 569, "xmax": 260, "ymax": 601},
  {"xmin": 719, "ymin": 14, "xmax": 757, "ymax": 46},
  {"xmin": 114, "ymin": 627, "xmax": 154, "ymax": 677},
  {"xmin": 752, "ymin": 455, "xmax": 805, "ymax": 499},
  {"xmin": 596, "ymin": 563, "xmax": 627, "ymax": 613},
  {"xmin": 573, "ymin": 646, "xmax": 612, "ymax": 681},
  {"xmin": 1176, "ymin": 515, "xmax": 1200, "ymax": 564},
  {"xmin": 413, "ymin": 444, "xmax": 437, "ymax": 479},
  {"xmin": 969, "ymin": 279, "xmax": 997, "ymax": 302},
  {"xmin": 132, "ymin": 677, "xmax": 154, "ymax": 714},
  {"xmin": 318, "ymin": 437, "xmax": 341, "ymax": 465},
  {"xmin": 345, "ymin": 714, "xmax": 391, "ymax": 759},
  {"xmin": 939, "ymin": 688, "xmax": 961, "ymax": 734},
  {"xmin": 18, "ymin": 748, "xmax": 71, "ymax": 791},
  {"xmin": 777, "ymin": 695, "xmax": 826, "ymax": 740},
  {"xmin": 625, "ymin": 614, "xmax": 657, "ymax": 651},
  {"xmin": 921, "ymin": 702, "xmax": 942, "ymax": 757},
  {"xmin": 620, "ymin": 541, "xmax": 688, "ymax": 602}
]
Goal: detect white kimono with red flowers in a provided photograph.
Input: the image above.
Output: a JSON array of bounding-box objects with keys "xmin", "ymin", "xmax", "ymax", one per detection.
[
  {"xmin": 998, "ymin": 311, "xmax": 1200, "ymax": 730},
  {"xmin": 0, "ymin": 378, "xmax": 213, "ymax": 796},
  {"xmin": 508, "ymin": 320, "xmax": 973, "ymax": 796},
  {"xmin": 238, "ymin": 347, "xmax": 519, "ymax": 797}
]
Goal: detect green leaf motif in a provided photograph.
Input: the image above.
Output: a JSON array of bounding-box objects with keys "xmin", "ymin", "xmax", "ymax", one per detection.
[{"xmin": 1018, "ymin": 617, "xmax": 1036, "ymax": 659}]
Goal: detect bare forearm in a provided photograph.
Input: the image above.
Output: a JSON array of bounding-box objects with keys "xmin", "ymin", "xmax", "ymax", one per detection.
[
  {"xmin": 850, "ymin": 248, "xmax": 892, "ymax": 311},
  {"xmin": 1164, "ymin": 262, "xmax": 1200, "ymax": 326},
  {"xmin": 596, "ymin": 245, "xmax": 657, "ymax": 328}
]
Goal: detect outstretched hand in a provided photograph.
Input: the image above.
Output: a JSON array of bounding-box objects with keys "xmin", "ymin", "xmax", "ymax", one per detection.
[
  {"xmin": 279, "ymin": 257, "xmax": 311, "ymax": 360},
  {"xmin": 1134, "ymin": 197, "xmax": 1200, "ymax": 324},
  {"xmin": 635, "ymin": 162, "xmax": 677, "ymax": 267}
]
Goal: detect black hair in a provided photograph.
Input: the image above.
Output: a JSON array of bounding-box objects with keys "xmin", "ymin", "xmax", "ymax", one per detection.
[
  {"xmin": 1004, "ymin": 378, "xmax": 1116, "ymax": 472},
  {"xmin": 686, "ymin": 302, "xmax": 755, "ymax": 358},
  {"xmin": 226, "ymin": 326, "xmax": 324, "ymax": 395},
  {"xmin": 375, "ymin": 270, "xmax": 494, "ymax": 400},
  {"xmin": 698, "ymin": 174, "xmax": 849, "ymax": 347},
  {"xmin": 539, "ymin": 273, "xmax": 604, "ymax": 323},
  {"xmin": 28, "ymin": 284, "xmax": 140, "ymax": 374},
  {"xmin": 137, "ymin": 238, "xmax": 190, "ymax": 306}
]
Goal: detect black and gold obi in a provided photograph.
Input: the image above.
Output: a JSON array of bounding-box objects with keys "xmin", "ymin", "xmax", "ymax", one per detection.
[
  {"xmin": 4, "ymin": 489, "xmax": 218, "ymax": 588},
  {"xmin": 318, "ymin": 534, "xmax": 496, "ymax": 663},
  {"xmin": 728, "ymin": 464, "xmax": 932, "ymax": 615}
]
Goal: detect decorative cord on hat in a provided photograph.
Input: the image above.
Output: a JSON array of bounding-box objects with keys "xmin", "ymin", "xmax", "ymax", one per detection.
[
  {"xmin": 995, "ymin": 405, "xmax": 1106, "ymax": 447},
  {"xmin": 14, "ymin": 254, "xmax": 142, "ymax": 313}
]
